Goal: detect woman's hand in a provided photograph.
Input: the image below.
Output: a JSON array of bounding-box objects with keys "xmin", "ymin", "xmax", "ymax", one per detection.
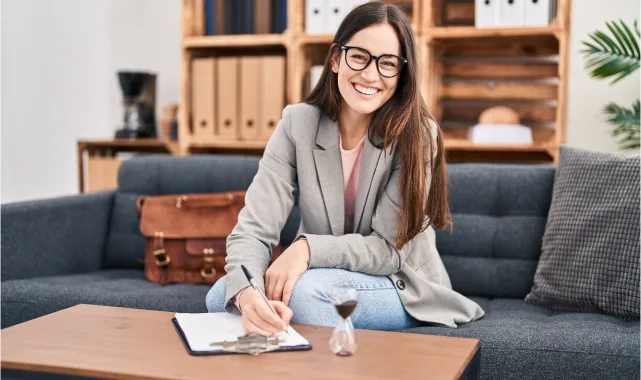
[
  {"xmin": 265, "ymin": 239, "xmax": 310, "ymax": 305},
  {"xmin": 238, "ymin": 286, "xmax": 293, "ymax": 337}
]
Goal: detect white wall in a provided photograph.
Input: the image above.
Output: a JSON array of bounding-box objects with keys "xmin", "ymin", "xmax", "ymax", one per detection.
[
  {"xmin": 1, "ymin": 0, "xmax": 180, "ymax": 204},
  {"xmin": 1, "ymin": 0, "xmax": 110, "ymax": 204},
  {"xmin": 1, "ymin": 0, "xmax": 638, "ymax": 204},
  {"xmin": 107, "ymin": 0, "xmax": 181, "ymax": 136},
  {"xmin": 566, "ymin": 0, "xmax": 640, "ymax": 153}
]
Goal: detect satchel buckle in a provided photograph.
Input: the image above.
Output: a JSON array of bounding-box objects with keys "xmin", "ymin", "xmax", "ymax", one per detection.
[
  {"xmin": 154, "ymin": 232, "xmax": 171, "ymax": 267},
  {"xmin": 201, "ymin": 248, "xmax": 215, "ymax": 278},
  {"xmin": 201, "ymin": 267, "xmax": 216, "ymax": 278}
]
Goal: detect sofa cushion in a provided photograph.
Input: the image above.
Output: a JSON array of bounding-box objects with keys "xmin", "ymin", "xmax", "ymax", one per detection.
[
  {"xmin": 525, "ymin": 146, "xmax": 640, "ymax": 319},
  {"xmin": 104, "ymin": 155, "xmax": 301, "ymax": 268},
  {"xmin": 404, "ymin": 297, "xmax": 640, "ymax": 380},
  {"xmin": 1, "ymin": 269, "xmax": 210, "ymax": 328},
  {"xmin": 436, "ymin": 164, "xmax": 555, "ymax": 298}
]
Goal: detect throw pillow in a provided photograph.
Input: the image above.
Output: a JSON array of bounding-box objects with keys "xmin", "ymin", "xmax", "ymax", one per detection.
[{"xmin": 525, "ymin": 145, "xmax": 640, "ymax": 319}]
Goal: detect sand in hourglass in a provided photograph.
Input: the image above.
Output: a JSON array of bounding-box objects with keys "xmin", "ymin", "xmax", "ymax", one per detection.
[{"xmin": 334, "ymin": 300, "xmax": 358, "ymax": 319}]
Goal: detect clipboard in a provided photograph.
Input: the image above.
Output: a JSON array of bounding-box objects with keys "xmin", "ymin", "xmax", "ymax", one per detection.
[{"xmin": 172, "ymin": 313, "xmax": 312, "ymax": 356}]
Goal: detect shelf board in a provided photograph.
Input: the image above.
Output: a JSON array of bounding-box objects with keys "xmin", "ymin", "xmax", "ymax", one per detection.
[
  {"xmin": 299, "ymin": 34, "xmax": 334, "ymax": 45},
  {"xmin": 184, "ymin": 34, "xmax": 286, "ymax": 48},
  {"xmin": 77, "ymin": 139, "xmax": 175, "ymax": 150},
  {"xmin": 188, "ymin": 139, "xmax": 267, "ymax": 150},
  {"xmin": 444, "ymin": 139, "xmax": 551, "ymax": 153},
  {"xmin": 424, "ymin": 25, "xmax": 561, "ymax": 40}
]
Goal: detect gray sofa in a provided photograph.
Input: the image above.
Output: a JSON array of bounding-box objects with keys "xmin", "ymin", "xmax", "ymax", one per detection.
[{"xmin": 2, "ymin": 155, "xmax": 639, "ymax": 379}]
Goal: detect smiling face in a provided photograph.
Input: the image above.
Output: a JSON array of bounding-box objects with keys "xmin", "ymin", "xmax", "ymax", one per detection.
[{"xmin": 332, "ymin": 23, "xmax": 403, "ymax": 117}]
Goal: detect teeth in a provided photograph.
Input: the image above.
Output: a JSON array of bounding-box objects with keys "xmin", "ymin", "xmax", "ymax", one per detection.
[{"xmin": 354, "ymin": 83, "xmax": 379, "ymax": 95}]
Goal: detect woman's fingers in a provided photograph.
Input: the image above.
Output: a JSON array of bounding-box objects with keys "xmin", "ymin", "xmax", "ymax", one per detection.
[
  {"xmin": 270, "ymin": 301, "xmax": 293, "ymax": 326},
  {"xmin": 246, "ymin": 306, "xmax": 280, "ymax": 335},
  {"xmin": 253, "ymin": 297, "xmax": 288, "ymax": 331},
  {"xmin": 271, "ymin": 275, "xmax": 287, "ymax": 302},
  {"xmin": 281, "ymin": 278, "xmax": 297, "ymax": 306}
]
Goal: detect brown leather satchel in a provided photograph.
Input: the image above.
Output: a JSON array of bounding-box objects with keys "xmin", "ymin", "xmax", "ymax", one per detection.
[{"xmin": 136, "ymin": 191, "xmax": 281, "ymax": 285}]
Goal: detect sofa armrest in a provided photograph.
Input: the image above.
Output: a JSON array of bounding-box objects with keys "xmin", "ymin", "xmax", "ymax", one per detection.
[{"xmin": 1, "ymin": 191, "xmax": 115, "ymax": 282}]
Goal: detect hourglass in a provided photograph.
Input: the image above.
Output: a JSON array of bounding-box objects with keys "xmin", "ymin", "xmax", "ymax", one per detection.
[{"xmin": 329, "ymin": 286, "xmax": 358, "ymax": 356}]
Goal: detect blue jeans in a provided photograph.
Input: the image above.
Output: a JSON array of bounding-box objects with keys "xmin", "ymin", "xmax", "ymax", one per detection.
[{"xmin": 206, "ymin": 268, "xmax": 421, "ymax": 331}]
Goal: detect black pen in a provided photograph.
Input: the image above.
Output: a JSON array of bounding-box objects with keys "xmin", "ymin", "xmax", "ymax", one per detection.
[{"xmin": 240, "ymin": 265, "xmax": 288, "ymax": 333}]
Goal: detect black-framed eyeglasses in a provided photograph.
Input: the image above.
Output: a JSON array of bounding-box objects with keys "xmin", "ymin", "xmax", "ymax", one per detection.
[{"xmin": 339, "ymin": 45, "xmax": 407, "ymax": 78}]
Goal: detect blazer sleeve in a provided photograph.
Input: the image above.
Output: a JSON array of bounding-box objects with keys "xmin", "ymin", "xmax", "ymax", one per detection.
[
  {"xmin": 223, "ymin": 105, "xmax": 297, "ymax": 313},
  {"xmin": 299, "ymin": 121, "xmax": 439, "ymax": 276}
]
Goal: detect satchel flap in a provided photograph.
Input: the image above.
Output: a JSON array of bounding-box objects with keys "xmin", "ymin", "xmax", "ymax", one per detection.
[
  {"xmin": 185, "ymin": 238, "xmax": 227, "ymax": 256},
  {"xmin": 138, "ymin": 191, "xmax": 246, "ymax": 238}
]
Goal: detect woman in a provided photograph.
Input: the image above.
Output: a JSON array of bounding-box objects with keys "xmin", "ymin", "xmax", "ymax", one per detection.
[{"xmin": 206, "ymin": 2, "xmax": 484, "ymax": 336}]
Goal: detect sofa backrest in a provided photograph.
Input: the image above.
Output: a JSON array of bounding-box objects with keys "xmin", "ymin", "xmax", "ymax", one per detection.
[
  {"xmin": 437, "ymin": 163, "xmax": 555, "ymax": 299},
  {"xmin": 103, "ymin": 155, "xmax": 301, "ymax": 270},
  {"xmin": 105, "ymin": 155, "xmax": 555, "ymax": 299}
]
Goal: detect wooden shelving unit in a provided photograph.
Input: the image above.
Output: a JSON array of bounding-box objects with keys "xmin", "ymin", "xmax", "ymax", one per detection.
[{"xmin": 175, "ymin": 0, "xmax": 571, "ymax": 164}]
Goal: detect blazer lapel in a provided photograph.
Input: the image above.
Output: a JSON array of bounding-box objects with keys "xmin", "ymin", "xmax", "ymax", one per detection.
[
  {"xmin": 313, "ymin": 115, "xmax": 344, "ymax": 236},
  {"xmin": 353, "ymin": 131, "xmax": 384, "ymax": 232}
]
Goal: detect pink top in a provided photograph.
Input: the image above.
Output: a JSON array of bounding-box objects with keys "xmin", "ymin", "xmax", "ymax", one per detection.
[{"xmin": 235, "ymin": 133, "xmax": 367, "ymax": 310}]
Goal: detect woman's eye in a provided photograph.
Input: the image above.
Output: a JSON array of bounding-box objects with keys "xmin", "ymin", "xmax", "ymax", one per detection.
[{"xmin": 352, "ymin": 54, "xmax": 366, "ymax": 60}]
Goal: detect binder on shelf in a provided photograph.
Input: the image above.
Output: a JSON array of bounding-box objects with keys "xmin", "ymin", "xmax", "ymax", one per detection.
[
  {"xmin": 259, "ymin": 56, "xmax": 286, "ymax": 141},
  {"xmin": 327, "ymin": 0, "xmax": 346, "ymax": 35},
  {"xmin": 191, "ymin": 58, "xmax": 216, "ymax": 139},
  {"xmin": 224, "ymin": 0, "xmax": 235, "ymax": 34},
  {"xmin": 499, "ymin": 0, "xmax": 524, "ymax": 27},
  {"xmin": 272, "ymin": 0, "xmax": 287, "ymax": 33},
  {"xmin": 524, "ymin": 0, "xmax": 550, "ymax": 26},
  {"xmin": 305, "ymin": 0, "xmax": 326, "ymax": 35},
  {"xmin": 216, "ymin": 0, "xmax": 225, "ymax": 35},
  {"xmin": 216, "ymin": 56, "xmax": 239, "ymax": 139},
  {"xmin": 255, "ymin": 0, "xmax": 272, "ymax": 34},
  {"xmin": 239, "ymin": 56, "xmax": 262, "ymax": 141},
  {"xmin": 475, "ymin": 0, "xmax": 500, "ymax": 28},
  {"xmin": 204, "ymin": 0, "xmax": 215, "ymax": 35},
  {"xmin": 194, "ymin": 0, "xmax": 205, "ymax": 35}
]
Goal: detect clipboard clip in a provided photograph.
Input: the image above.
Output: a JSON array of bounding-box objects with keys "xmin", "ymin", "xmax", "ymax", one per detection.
[{"xmin": 209, "ymin": 334, "xmax": 282, "ymax": 356}]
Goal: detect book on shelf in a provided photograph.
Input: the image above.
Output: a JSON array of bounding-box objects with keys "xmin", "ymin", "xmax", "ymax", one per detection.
[{"xmin": 198, "ymin": 0, "xmax": 286, "ymax": 36}]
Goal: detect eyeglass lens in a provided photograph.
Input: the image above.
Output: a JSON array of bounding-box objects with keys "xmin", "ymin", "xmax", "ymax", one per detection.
[{"xmin": 345, "ymin": 47, "xmax": 402, "ymax": 77}]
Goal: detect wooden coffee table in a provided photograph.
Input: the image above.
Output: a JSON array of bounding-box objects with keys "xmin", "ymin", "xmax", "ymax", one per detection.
[{"xmin": 1, "ymin": 304, "xmax": 480, "ymax": 380}]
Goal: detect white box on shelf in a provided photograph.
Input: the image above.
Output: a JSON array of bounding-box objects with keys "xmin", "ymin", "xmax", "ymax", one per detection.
[
  {"xmin": 475, "ymin": 0, "xmax": 500, "ymax": 28},
  {"xmin": 467, "ymin": 124, "xmax": 533, "ymax": 144},
  {"xmin": 305, "ymin": 0, "xmax": 326, "ymax": 35},
  {"xmin": 309, "ymin": 65, "xmax": 324, "ymax": 93},
  {"xmin": 524, "ymin": 0, "xmax": 551, "ymax": 26},
  {"xmin": 499, "ymin": 0, "xmax": 524, "ymax": 27},
  {"xmin": 327, "ymin": 0, "xmax": 346, "ymax": 34}
]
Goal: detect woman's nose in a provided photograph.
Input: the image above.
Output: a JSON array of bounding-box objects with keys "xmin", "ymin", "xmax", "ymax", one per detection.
[{"xmin": 360, "ymin": 61, "xmax": 379, "ymax": 82}]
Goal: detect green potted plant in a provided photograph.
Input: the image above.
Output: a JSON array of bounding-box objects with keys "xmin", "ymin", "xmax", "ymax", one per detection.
[{"xmin": 581, "ymin": 20, "xmax": 640, "ymax": 150}]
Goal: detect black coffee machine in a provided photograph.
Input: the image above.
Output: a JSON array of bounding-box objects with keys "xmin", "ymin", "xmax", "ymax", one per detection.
[{"xmin": 115, "ymin": 71, "xmax": 157, "ymax": 139}]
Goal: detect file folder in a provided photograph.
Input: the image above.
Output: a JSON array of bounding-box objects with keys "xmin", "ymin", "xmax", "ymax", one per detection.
[
  {"xmin": 475, "ymin": 0, "xmax": 500, "ymax": 28},
  {"xmin": 499, "ymin": 0, "xmax": 524, "ymax": 27},
  {"xmin": 524, "ymin": 0, "xmax": 550, "ymax": 26},
  {"xmin": 240, "ymin": 56, "xmax": 262, "ymax": 141},
  {"xmin": 259, "ymin": 56, "xmax": 286, "ymax": 141},
  {"xmin": 327, "ymin": 0, "xmax": 346, "ymax": 34},
  {"xmin": 216, "ymin": 56, "xmax": 239, "ymax": 139},
  {"xmin": 191, "ymin": 58, "xmax": 216, "ymax": 139},
  {"xmin": 305, "ymin": 0, "xmax": 326, "ymax": 35},
  {"xmin": 255, "ymin": 0, "xmax": 272, "ymax": 34}
]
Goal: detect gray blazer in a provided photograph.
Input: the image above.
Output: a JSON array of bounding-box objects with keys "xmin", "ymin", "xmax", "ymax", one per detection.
[{"xmin": 224, "ymin": 102, "xmax": 485, "ymax": 328}]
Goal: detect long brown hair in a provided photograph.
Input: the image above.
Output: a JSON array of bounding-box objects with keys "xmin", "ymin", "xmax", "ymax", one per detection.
[{"xmin": 304, "ymin": 1, "xmax": 451, "ymax": 250}]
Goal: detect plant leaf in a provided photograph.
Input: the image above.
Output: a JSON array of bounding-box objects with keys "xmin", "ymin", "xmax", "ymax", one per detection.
[
  {"xmin": 621, "ymin": 21, "xmax": 640, "ymax": 58},
  {"xmin": 581, "ymin": 20, "xmax": 641, "ymax": 83},
  {"xmin": 608, "ymin": 21, "xmax": 631, "ymax": 56}
]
